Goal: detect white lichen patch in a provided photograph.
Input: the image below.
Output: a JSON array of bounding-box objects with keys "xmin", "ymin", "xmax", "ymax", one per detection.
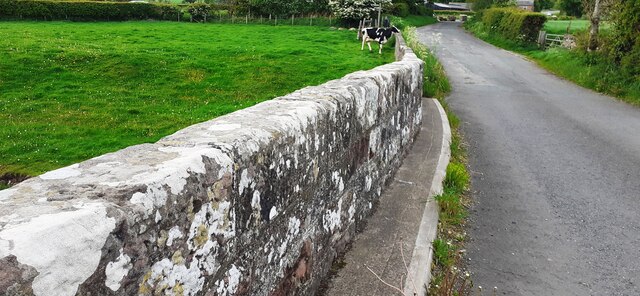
[
  {"xmin": 147, "ymin": 258, "xmax": 204, "ymax": 295},
  {"xmin": 402, "ymin": 126, "xmax": 411, "ymax": 145},
  {"xmin": 105, "ymin": 249, "xmax": 132, "ymax": 291},
  {"xmin": 315, "ymin": 134, "xmax": 320, "ymax": 151},
  {"xmin": 348, "ymin": 193, "xmax": 357, "ymax": 222},
  {"xmin": 414, "ymin": 106, "xmax": 423, "ymax": 126},
  {"xmin": 369, "ymin": 127, "xmax": 381, "ymax": 154},
  {"xmin": 269, "ymin": 207, "xmax": 278, "ymax": 220},
  {"xmin": 0, "ymin": 202, "xmax": 116, "ymax": 296},
  {"xmin": 365, "ymin": 176, "xmax": 372, "ymax": 192},
  {"xmin": 130, "ymin": 187, "xmax": 167, "ymax": 218},
  {"xmin": 215, "ymin": 265, "xmax": 242, "ymax": 296},
  {"xmin": 155, "ymin": 210, "xmax": 162, "ymax": 223},
  {"xmin": 323, "ymin": 198, "xmax": 343, "ymax": 232},
  {"xmin": 144, "ymin": 200, "xmax": 235, "ymax": 295},
  {"xmin": 239, "ymin": 169, "xmax": 252, "ymax": 195},
  {"xmin": 288, "ymin": 217, "xmax": 300, "ymax": 236},
  {"xmin": 166, "ymin": 226, "xmax": 183, "ymax": 247},
  {"xmin": 251, "ymin": 191, "xmax": 261, "ymax": 211},
  {"xmin": 39, "ymin": 164, "xmax": 81, "ymax": 180},
  {"xmin": 132, "ymin": 146, "xmax": 233, "ymax": 197},
  {"xmin": 332, "ymin": 171, "xmax": 344, "ymax": 192}
]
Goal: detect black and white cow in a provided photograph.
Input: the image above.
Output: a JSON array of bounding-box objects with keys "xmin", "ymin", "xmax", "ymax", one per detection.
[{"xmin": 361, "ymin": 26, "xmax": 400, "ymax": 54}]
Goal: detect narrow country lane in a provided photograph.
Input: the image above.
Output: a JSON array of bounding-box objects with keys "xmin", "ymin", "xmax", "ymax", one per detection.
[{"xmin": 417, "ymin": 22, "xmax": 640, "ymax": 295}]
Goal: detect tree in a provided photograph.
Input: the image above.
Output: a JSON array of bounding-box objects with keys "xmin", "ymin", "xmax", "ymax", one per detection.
[
  {"xmin": 328, "ymin": 0, "xmax": 392, "ymax": 22},
  {"xmin": 559, "ymin": 0, "xmax": 583, "ymax": 16},
  {"xmin": 582, "ymin": 0, "xmax": 615, "ymax": 51},
  {"xmin": 493, "ymin": 0, "xmax": 514, "ymax": 7},
  {"xmin": 471, "ymin": 0, "xmax": 493, "ymax": 10},
  {"xmin": 534, "ymin": 0, "xmax": 554, "ymax": 11}
]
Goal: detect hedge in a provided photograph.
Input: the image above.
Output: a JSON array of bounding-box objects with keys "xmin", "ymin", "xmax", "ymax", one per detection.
[
  {"xmin": 0, "ymin": 0, "xmax": 182, "ymax": 21},
  {"xmin": 478, "ymin": 7, "xmax": 546, "ymax": 43},
  {"xmin": 392, "ymin": 3, "xmax": 409, "ymax": 17}
]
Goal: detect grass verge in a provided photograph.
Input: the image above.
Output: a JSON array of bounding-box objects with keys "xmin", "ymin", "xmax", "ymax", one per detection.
[
  {"xmin": 403, "ymin": 26, "xmax": 473, "ymax": 296},
  {"xmin": 390, "ymin": 15, "xmax": 437, "ymax": 30},
  {"xmin": 465, "ymin": 21, "xmax": 640, "ymax": 106},
  {"xmin": 0, "ymin": 21, "xmax": 394, "ymax": 184}
]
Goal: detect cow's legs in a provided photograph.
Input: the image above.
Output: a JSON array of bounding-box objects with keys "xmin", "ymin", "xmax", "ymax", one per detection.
[
  {"xmin": 379, "ymin": 43, "xmax": 383, "ymax": 54},
  {"xmin": 367, "ymin": 41, "xmax": 372, "ymax": 52},
  {"xmin": 361, "ymin": 37, "xmax": 365, "ymax": 51}
]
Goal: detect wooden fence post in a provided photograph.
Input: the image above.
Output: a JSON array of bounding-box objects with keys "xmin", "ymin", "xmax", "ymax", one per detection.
[{"xmin": 537, "ymin": 30, "xmax": 547, "ymax": 49}]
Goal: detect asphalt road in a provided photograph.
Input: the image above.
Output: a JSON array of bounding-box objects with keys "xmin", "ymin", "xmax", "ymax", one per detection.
[{"xmin": 417, "ymin": 22, "xmax": 640, "ymax": 295}]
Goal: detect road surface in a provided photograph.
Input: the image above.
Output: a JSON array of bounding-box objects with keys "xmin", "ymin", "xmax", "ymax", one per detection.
[{"xmin": 417, "ymin": 22, "xmax": 640, "ymax": 295}]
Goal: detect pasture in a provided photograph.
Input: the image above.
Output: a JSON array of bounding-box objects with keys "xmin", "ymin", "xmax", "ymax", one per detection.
[
  {"xmin": 544, "ymin": 19, "xmax": 610, "ymax": 34},
  {"xmin": 0, "ymin": 21, "xmax": 394, "ymax": 182}
]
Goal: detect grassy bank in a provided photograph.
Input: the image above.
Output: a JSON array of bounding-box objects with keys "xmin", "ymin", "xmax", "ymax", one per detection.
[
  {"xmin": 0, "ymin": 21, "xmax": 394, "ymax": 183},
  {"xmin": 391, "ymin": 15, "xmax": 437, "ymax": 30},
  {"xmin": 403, "ymin": 26, "xmax": 473, "ymax": 295},
  {"xmin": 466, "ymin": 21, "xmax": 640, "ymax": 106}
]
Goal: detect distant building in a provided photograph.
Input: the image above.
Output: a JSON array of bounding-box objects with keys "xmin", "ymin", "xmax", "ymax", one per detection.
[{"xmin": 517, "ymin": 0, "xmax": 534, "ymax": 11}]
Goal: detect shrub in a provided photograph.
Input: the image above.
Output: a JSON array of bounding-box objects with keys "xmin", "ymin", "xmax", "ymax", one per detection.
[
  {"xmin": 480, "ymin": 7, "xmax": 546, "ymax": 43},
  {"xmin": 329, "ymin": 0, "xmax": 392, "ymax": 23},
  {"xmin": 609, "ymin": 0, "xmax": 640, "ymax": 77},
  {"xmin": 392, "ymin": 2, "xmax": 409, "ymax": 17},
  {"xmin": 187, "ymin": 3, "xmax": 210, "ymax": 22},
  {"xmin": 416, "ymin": 5, "xmax": 430, "ymax": 16}
]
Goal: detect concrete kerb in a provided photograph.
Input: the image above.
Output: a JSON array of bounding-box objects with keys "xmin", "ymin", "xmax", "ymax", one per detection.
[{"xmin": 404, "ymin": 99, "xmax": 451, "ymax": 296}]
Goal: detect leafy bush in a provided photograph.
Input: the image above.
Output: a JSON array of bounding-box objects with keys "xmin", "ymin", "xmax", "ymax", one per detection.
[
  {"xmin": 392, "ymin": 2, "xmax": 409, "ymax": 17},
  {"xmin": 558, "ymin": 0, "xmax": 582, "ymax": 17},
  {"xmin": 187, "ymin": 3, "xmax": 210, "ymax": 22},
  {"xmin": 0, "ymin": 0, "xmax": 181, "ymax": 21},
  {"xmin": 416, "ymin": 5, "xmax": 430, "ymax": 16},
  {"xmin": 479, "ymin": 7, "xmax": 546, "ymax": 43},
  {"xmin": 329, "ymin": 0, "xmax": 391, "ymax": 23},
  {"xmin": 609, "ymin": 0, "xmax": 640, "ymax": 78}
]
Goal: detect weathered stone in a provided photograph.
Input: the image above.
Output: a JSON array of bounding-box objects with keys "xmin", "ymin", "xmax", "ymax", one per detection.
[
  {"xmin": 0, "ymin": 35, "xmax": 424, "ymax": 296},
  {"xmin": 0, "ymin": 255, "xmax": 38, "ymax": 296}
]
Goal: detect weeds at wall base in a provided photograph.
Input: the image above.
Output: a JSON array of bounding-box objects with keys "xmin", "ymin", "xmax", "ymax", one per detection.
[{"xmin": 403, "ymin": 26, "xmax": 474, "ymax": 296}]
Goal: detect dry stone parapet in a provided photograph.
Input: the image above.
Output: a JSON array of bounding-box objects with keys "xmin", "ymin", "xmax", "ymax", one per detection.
[{"xmin": 0, "ymin": 35, "xmax": 424, "ymax": 296}]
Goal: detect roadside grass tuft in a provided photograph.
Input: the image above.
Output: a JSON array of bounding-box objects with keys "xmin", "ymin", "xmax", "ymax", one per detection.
[
  {"xmin": 435, "ymin": 191, "xmax": 466, "ymax": 226},
  {"xmin": 433, "ymin": 239, "xmax": 454, "ymax": 267},
  {"xmin": 444, "ymin": 163, "xmax": 469, "ymax": 195}
]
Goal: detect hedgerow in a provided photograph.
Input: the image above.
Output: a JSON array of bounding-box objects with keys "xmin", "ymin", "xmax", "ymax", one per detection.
[
  {"xmin": 0, "ymin": 0, "xmax": 182, "ymax": 20},
  {"xmin": 478, "ymin": 7, "xmax": 546, "ymax": 43}
]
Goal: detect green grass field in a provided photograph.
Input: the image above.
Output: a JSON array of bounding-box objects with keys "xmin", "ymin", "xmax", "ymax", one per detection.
[
  {"xmin": 544, "ymin": 19, "xmax": 610, "ymax": 34},
  {"xmin": 0, "ymin": 21, "xmax": 394, "ymax": 181}
]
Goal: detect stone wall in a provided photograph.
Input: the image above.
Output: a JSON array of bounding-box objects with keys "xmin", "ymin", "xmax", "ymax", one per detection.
[{"xmin": 0, "ymin": 35, "xmax": 424, "ymax": 296}]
